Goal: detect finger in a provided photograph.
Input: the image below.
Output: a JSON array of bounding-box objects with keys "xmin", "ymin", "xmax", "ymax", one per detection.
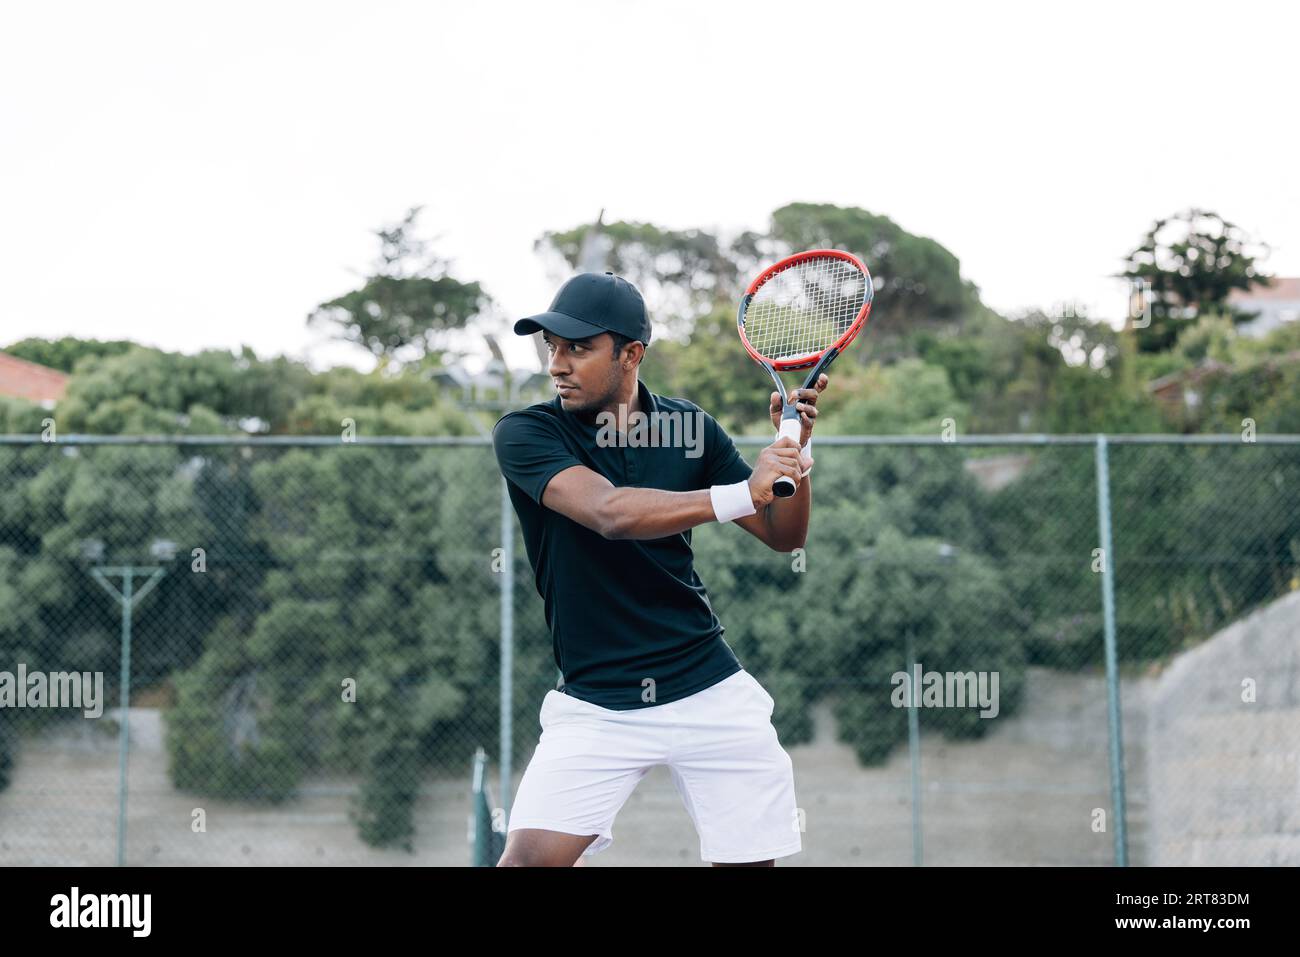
[
  {"xmin": 771, "ymin": 437, "xmax": 802, "ymax": 451},
  {"xmin": 766, "ymin": 451, "xmax": 802, "ymax": 469},
  {"xmin": 817, "ymin": 373, "xmax": 829, "ymax": 391},
  {"xmin": 763, "ymin": 454, "xmax": 798, "ymax": 477},
  {"xmin": 795, "ymin": 402, "xmax": 818, "ymax": 417}
]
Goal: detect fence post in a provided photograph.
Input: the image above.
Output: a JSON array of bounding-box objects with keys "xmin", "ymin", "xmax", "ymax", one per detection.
[
  {"xmin": 499, "ymin": 477, "xmax": 514, "ymax": 821},
  {"xmin": 116, "ymin": 571, "xmax": 133, "ymax": 868},
  {"xmin": 905, "ymin": 629, "xmax": 923, "ymax": 866},
  {"xmin": 1094, "ymin": 435, "xmax": 1129, "ymax": 866},
  {"xmin": 89, "ymin": 563, "xmax": 166, "ymax": 867}
]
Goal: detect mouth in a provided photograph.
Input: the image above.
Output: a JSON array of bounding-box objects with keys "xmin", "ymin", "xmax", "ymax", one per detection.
[{"xmin": 555, "ymin": 383, "xmax": 579, "ymax": 395}]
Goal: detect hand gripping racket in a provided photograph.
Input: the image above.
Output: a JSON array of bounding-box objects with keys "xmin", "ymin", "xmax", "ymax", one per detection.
[{"xmin": 737, "ymin": 249, "xmax": 874, "ymax": 497}]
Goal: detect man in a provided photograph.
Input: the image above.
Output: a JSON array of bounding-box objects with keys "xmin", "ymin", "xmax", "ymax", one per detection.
[{"xmin": 491, "ymin": 271, "xmax": 824, "ymax": 867}]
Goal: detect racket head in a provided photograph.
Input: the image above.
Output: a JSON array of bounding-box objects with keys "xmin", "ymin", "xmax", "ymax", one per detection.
[{"xmin": 736, "ymin": 249, "xmax": 874, "ymax": 371}]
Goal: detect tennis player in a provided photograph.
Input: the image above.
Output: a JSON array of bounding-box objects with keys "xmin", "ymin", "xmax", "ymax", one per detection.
[{"xmin": 492, "ymin": 271, "xmax": 823, "ymax": 867}]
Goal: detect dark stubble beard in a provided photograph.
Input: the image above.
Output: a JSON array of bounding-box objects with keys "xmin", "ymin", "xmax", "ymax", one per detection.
[{"xmin": 571, "ymin": 358, "xmax": 626, "ymax": 423}]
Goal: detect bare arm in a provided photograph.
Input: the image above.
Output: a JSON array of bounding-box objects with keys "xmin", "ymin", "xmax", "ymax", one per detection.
[
  {"xmin": 734, "ymin": 467, "xmax": 810, "ymax": 553},
  {"xmin": 540, "ymin": 439, "xmax": 805, "ymax": 542},
  {"xmin": 542, "ymin": 465, "xmax": 720, "ymax": 540}
]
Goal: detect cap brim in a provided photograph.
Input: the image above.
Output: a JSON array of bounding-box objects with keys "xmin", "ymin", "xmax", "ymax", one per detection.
[{"xmin": 513, "ymin": 311, "xmax": 607, "ymax": 339}]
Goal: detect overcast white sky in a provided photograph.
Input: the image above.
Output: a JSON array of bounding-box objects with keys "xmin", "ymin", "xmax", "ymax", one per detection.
[{"xmin": 2, "ymin": 0, "xmax": 1296, "ymax": 374}]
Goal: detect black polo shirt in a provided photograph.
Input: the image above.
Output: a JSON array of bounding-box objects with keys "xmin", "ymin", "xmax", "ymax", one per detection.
[{"xmin": 492, "ymin": 379, "xmax": 753, "ymax": 710}]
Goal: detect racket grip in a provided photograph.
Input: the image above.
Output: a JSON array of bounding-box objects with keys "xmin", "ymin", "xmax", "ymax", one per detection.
[{"xmin": 773, "ymin": 417, "xmax": 801, "ymax": 497}]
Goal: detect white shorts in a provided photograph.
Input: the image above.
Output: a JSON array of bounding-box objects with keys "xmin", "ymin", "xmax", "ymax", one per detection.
[{"xmin": 506, "ymin": 669, "xmax": 802, "ymax": 863}]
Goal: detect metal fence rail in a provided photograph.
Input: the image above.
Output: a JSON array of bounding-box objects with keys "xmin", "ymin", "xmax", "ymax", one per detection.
[{"xmin": 0, "ymin": 434, "xmax": 1296, "ymax": 866}]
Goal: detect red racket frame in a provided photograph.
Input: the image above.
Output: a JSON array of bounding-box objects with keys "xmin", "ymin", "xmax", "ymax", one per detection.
[{"xmin": 736, "ymin": 248, "xmax": 874, "ymax": 371}]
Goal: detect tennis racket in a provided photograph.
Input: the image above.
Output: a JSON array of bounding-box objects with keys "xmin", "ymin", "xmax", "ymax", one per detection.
[{"xmin": 737, "ymin": 249, "xmax": 874, "ymax": 497}]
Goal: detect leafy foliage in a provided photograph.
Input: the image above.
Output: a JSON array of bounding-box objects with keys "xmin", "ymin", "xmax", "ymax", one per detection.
[
  {"xmin": 536, "ymin": 219, "xmax": 744, "ymax": 337},
  {"xmin": 1120, "ymin": 209, "xmax": 1272, "ymax": 353},
  {"xmin": 308, "ymin": 207, "xmax": 492, "ymax": 371},
  {"xmin": 2, "ymin": 337, "xmax": 137, "ymax": 373},
  {"xmin": 769, "ymin": 203, "xmax": 977, "ymax": 345}
]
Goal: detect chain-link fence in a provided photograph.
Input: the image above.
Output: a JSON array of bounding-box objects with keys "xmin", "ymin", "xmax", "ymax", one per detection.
[{"xmin": 0, "ymin": 434, "xmax": 1296, "ymax": 866}]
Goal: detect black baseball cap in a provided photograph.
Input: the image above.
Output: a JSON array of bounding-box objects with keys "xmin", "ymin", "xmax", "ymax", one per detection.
[{"xmin": 514, "ymin": 271, "xmax": 651, "ymax": 345}]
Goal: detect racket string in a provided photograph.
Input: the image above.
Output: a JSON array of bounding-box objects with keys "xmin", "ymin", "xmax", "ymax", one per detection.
[{"xmin": 744, "ymin": 257, "xmax": 869, "ymax": 362}]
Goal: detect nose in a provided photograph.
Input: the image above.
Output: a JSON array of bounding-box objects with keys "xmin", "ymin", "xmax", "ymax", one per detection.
[{"xmin": 548, "ymin": 348, "xmax": 570, "ymax": 378}]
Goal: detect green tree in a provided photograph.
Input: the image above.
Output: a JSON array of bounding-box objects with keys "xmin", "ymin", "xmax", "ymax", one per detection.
[
  {"xmin": 767, "ymin": 203, "xmax": 978, "ymax": 347},
  {"xmin": 309, "ymin": 207, "xmax": 492, "ymax": 373},
  {"xmin": 1120, "ymin": 209, "xmax": 1271, "ymax": 353},
  {"xmin": 1, "ymin": 337, "xmax": 136, "ymax": 372},
  {"xmin": 828, "ymin": 358, "xmax": 967, "ymax": 435},
  {"xmin": 536, "ymin": 219, "xmax": 742, "ymax": 337},
  {"xmin": 166, "ymin": 443, "xmax": 503, "ymax": 849}
]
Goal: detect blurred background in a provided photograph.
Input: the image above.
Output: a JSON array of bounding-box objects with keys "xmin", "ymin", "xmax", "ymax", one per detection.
[{"xmin": 1, "ymin": 0, "xmax": 1297, "ymax": 866}]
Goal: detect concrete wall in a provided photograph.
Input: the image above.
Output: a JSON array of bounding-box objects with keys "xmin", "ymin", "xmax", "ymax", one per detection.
[{"xmin": 1139, "ymin": 589, "xmax": 1300, "ymax": 865}]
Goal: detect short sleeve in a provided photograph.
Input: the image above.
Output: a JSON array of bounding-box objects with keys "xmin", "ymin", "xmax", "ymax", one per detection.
[
  {"xmin": 700, "ymin": 409, "xmax": 752, "ymax": 487},
  {"xmin": 492, "ymin": 412, "xmax": 584, "ymax": 505}
]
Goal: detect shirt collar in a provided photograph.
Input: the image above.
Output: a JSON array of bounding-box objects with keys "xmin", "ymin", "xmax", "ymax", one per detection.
[{"xmin": 636, "ymin": 378, "xmax": 658, "ymax": 417}]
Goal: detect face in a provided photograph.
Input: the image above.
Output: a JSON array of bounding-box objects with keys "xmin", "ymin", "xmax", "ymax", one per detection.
[{"xmin": 544, "ymin": 331, "xmax": 627, "ymax": 413}]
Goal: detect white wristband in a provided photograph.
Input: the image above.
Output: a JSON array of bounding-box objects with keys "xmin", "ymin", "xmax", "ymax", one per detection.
[
  {"xmin": 710, "ymin": 480, "xmax": 757, "ymax": 523},
  {"xmin": 776, "ymin": 430, "xmax": 814, "ymax": 478}
]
